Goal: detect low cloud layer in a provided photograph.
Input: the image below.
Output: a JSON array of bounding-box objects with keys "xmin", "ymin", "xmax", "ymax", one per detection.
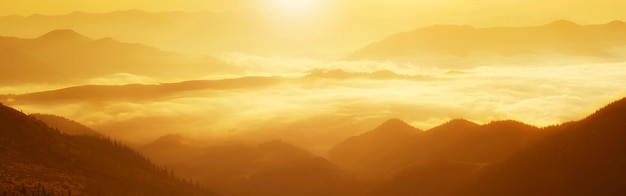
[{"xmin": 6, "ymin": 56, "xmax": 626, "ymax": 154}]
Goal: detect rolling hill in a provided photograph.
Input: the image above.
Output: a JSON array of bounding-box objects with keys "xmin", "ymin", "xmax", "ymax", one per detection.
[
  {"xmin": 1, "ymin": 76, "xmax": 281, "ymax": 104},
  {"xmin": 328, "ymin": 118, "xmax": 423, "ymax": 180},
  {"xmin": 360, "ymin": 96, "xmax": 626, "ymax": 195},
  {"xmin": 141, "ymin": 136, "xmax": 362, "ymax": 196},
  {"xmin": 10, "ymin": 95, "xmax": 623, "ymax": 195},
  {"xmin": 348, "ymin": 20, "xmax": 626, "ymax": 61},
  {"xmin": 0, "ymin": 29, "xmax": 232, "ymax": 84},
  {"xmin": 0, "ymin": 10, "xmax": 391, "ymax": 57},
  {"xmin": 0, "ymin": 103, "xmax": 216, "ymax": 195},
  {"xmin": 466, "ymin": 96, "xmax": 626, "ymax": 195},
  {"xmin": 329, "ymin": 118, "xmax": 540, "ymax": 181}
]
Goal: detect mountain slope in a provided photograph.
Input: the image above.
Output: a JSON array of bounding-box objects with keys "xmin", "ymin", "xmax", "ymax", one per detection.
[
  {"xmin": 0, "ymin": 103, "xmax": 216, "ymax": 195},
  {"xmin": 30, "ymin": 114, "xmax": 101, "ymax": 136},
  {"xmin": 365, "ymin": 162, "xmax": 481, "ymax": 196},
  {"xmin": 467, "ymin": 97, "xmax": 626, "ymax": 195},
  {"xmin": 431, "ymin": 120, "xmax": 539, "ymax": 163},
  {"xmin": 0, "ymin": 10, "xmax": 404, "ymax": 57},
  {"xmin": 364, "ymin": 96, "xmax": 626, "ymax": 196},
  {"xmin": 328, "ymin": 119, "xmax": 422, "ymax": 180},
  {"xmin": 0, "ymin": 47, "xmax": 65, "ymax": 84},
  {"xmin": 349, "ymin": 20, "xmax": 626, "ymax": 60},
  {"xmin": 142, "ymin": 137, "xmax": 361, "ymax": 196},
  {"xmin": 0, "ymin": 29, "xmax": 232, "ymax": 84},
  {"xmin": 329, "ymin": 118, "xmax": 539, "ymax": 181},
  {"xmin": 2, "ymin": 76, "xmax": 281, "ymax": 104}
]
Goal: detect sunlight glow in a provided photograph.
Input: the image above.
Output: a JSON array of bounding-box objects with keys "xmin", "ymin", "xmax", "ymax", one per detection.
[
  {"xmin": 273, "ymin": 0, "xmax": 317, "ymax": 11},
  {"xmin": 269, "ymin": 0, "xmax": 320, "ymax": 15}
]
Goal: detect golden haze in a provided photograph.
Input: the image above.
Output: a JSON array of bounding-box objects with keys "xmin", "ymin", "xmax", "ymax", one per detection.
[{"xmin": 1, "ymin": 0, "xmax": 626, "ymax": 195}]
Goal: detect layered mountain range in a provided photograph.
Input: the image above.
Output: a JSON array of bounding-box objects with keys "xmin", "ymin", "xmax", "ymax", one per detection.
[
  {"xmin": 0, "ymin": 103, "xmax": 216, "ymax": 195},
  {"xmin": 3, "ymin": 95, "xmax": 625, "ymax": 195},
  {"xmin": 349, "ymin": 20, "xmax": 626, "ymax": 61},
  {"xmin": 0, "ymin": 29, "xmax": 231, "ymax": 84}
]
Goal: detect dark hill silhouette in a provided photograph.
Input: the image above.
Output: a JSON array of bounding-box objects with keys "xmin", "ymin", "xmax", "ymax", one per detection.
[
  {"xmin": 328, "ymin": 118, "xmax": 422, "ymax": 180},
  {"xmin": 429, "ymin": 119, "xmax": 480, "ymax": 131},
  {"xmin": 430, "ymin": 120, "xmax": 539, "ymax": 163},
  {"xmin": 140, "ymin": 134, "xmax": 202, "ymax": 174},
  {"xmin": 0, "ymin": 104, "xmax": 215, "ymax": 195},
  {"xmin": 37, "ymin": 29, "xmax": 91, "ymax": 42},
  {"xmin": 329, "ymin": 118, "xmax": 540, "ymax": 181},
  {"xmin": 419, "ymin": 119, "xmax": 481, "ymax": 149},
  {"xmin": 144, "ymin": 133, "xmax": 190, "ymax": 149},
  {"xmin": 360, "ymin": 97, "xmax": 626, "ymax": 196},
  {"xmin": 2, "ymin": 76, "xmax": 281, "ymax": 104},
  {"xmin": 303, "ymin": 69, "xmax": 426, "ymax": 80},
  {"xmin": 0, "ymin": 47, "xmax": 65, "ymax": 83},
  {"xmin": 241, "ymin": 157, "xmax": 360, "ymax": 196},
  {"xmin": 257, "ymin": 140, "xmax": 315, "ymax": 164},
  {"xmin": 141, "ymin": 136, "xmax": 362, "ymax": 196},
  {"xmin": 30, "ymin": 113, "xmax": 101, "ymax": 136},
  {"xmin": 348, "ymin": 20, "xmax": 626, "ymax": 60},
  {"xmin": 465, "ymin": 97, "xmax": 626, "ymax": 195},
  {"xmin": 365, "ymin": 162, "xmax": 481, "ymax": 196},
  {"xmin": 0, "ymin": 29, "xmax": 233, "ymax": 84},
  {"xmin": 545, "ymin": 20, "xmax": 579, "ymax": 29}
]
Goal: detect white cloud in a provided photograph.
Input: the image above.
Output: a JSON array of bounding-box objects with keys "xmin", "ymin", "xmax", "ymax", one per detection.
[
  {"xmin": 7, "ymin": 56, "xmax": 626, "ymax": 153},
  {"xmin": 85, "ymin": 73, "xmax": 158, "ymax": 85}
]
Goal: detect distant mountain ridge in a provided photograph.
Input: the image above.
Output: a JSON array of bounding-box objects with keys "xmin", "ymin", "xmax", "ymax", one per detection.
[
  {"xmin": 348, "ymin": 20, "xmax": 626, "ymax": 60},
  {"xmin": 1, "ymin": 76, "xmax": 281, "ymax": 104},
  {"xmin": 0, "ymin": 29, "xmax": 232, "ymax": 84},
  {"xmin": 328, "ymin": 118, "xmax": 422, "ymax": 179},
  {"xmin": 37, "ymin": 29, "xmax": 91, "ymax": 41},
  {"xmin": 329, "ymin": 118, "xmax": 540, "ymax": 180},
  {"xmin": 353, "ymin": 96, "xmax": 626, "ymax": 195},
  {"xmin": 141, "ymin": 136, "xmax": 361, "ymax": 196},
  {"xmin": 4, "ymin": 94, "xmax": 626, "ymax": 195},
  {"xmin": 0, "ymin": 10, "xmax": 392, "ymax": 57}
]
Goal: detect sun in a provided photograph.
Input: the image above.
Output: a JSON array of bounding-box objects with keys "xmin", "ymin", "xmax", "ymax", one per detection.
[{"xmin": 270, "ymin": 0, "xmax": 320, "ymax": 14}]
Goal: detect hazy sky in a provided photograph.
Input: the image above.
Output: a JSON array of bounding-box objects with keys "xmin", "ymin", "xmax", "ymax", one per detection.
[
  {"xmin": 3, "ymin": 0, "xmax": 626, "ymax": 152},
  {"xmin": 3, "ymin": 0, "xmax": 626, "ymax": 26}
]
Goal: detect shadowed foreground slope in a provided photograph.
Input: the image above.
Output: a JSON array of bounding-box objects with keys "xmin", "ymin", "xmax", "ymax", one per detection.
[
  {"xmin": 0, "ymin": 103, "xmax": 216, "ymax": 196},
  {"xmin": 361, "ymin": 97, "xmax": 626, "ymax": 195},
  {"xmin": 142, "ymin": 137, "xmax": 363, "ymax": 196},
  {"xmin": 329, "ymin": 118, "xmax": 540, "ymax": 181},
  {"xmin": 465, "ymin": 96, "xmax": 626, "ymax": 195},
  {"xmin": 29, "ymin": 114, "xmax": 101, "ymax": 136}
]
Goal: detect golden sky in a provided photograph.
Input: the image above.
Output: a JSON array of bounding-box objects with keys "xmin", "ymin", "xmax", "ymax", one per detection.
[
  {"xmin": 3, "ymin": 0, "xmax": 626, "ymax": 153},
  {"xmin": 3, "ymin": 0, "xmax": 626, "ymax": 27}
]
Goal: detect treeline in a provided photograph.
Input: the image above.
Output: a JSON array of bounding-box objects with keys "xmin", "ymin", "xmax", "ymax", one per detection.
[
  {"xmin": 1, "ymin": 183, "xmax": 71, "ymax": 196},
  {"xmin": 65, "ymin": 134, "xmax": 212, "ymax": 195},
  {"xmin": 0, "ymin": 104, "xmax": 216, "ymax": 196}
]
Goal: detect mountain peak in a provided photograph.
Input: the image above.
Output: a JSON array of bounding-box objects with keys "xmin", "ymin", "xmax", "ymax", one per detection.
[
  {"xmin": 428, "ymin": 119, "xmax": 480, "ymax": 132},
  {"xmin": 606, "ymin": 20, "xmax": 626, "ymax": 28},
  {"xmin": 377, "ymin": 118, "xmax": 413, "ymax": 130},
  {"xmin": 146, "ymin": 133, "xmax": 190, "ymax": 148},
  {"xmin": 38, "ymin": 29, "xmax": 91, "ymax": 41},
  {"xmin": 259, "ymin": 140, "xmax": 293, "ymax": 148},
  {"xmin": 446, "ymin": 119, "xmax": 478, "ymax": 126},
  {"xmin": 586, "ymin": 96, "xmax": 626, "ymax": 121},
  {"xmin": 258, "ymin": 140, "xmax": 313, "ymax": 160},
  {"xmin": 484, "ymin": 120, "xmax": 536, "ymax": 130},
  {"xmin": 545, "ymin": 20, "xmax": 579, "ymax": 28}
]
